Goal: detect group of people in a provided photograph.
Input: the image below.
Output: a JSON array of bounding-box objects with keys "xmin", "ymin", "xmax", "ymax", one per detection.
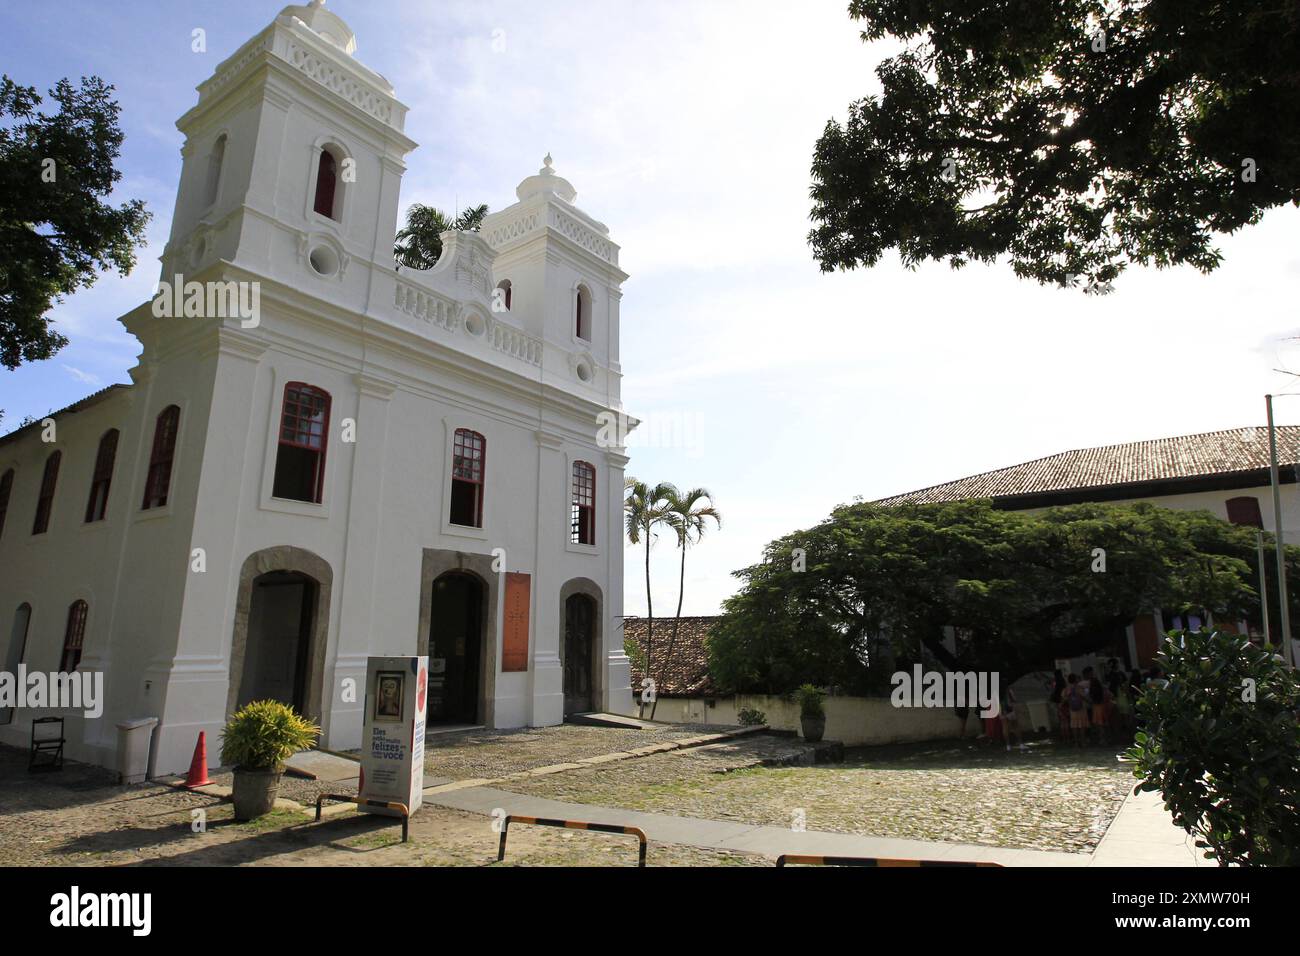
[{"xmin": 1050, "ymin": 659, "xmax": 1162, "ymax": 747}]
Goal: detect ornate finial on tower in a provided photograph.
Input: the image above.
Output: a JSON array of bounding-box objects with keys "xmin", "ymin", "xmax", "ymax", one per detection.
[
  {"xmin": 517, "ymin": 154, "xmax": 576, "ymax": 203},
  {"xmin": 279, "ymin": 0, "xmax": 356, "ymax": 55}
]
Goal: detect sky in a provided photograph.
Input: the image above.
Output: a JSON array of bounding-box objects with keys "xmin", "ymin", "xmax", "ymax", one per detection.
[{"xmin": 2, "ymin": 0, "xmax": 1299, "ymax": 618}]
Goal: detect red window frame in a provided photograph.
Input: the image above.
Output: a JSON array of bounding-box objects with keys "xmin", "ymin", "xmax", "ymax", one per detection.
[
  {"xmin": 450, "ymin": 428, "xmax": 486, "ymax": 528},
  {"xmin": 142, "ymin": 405, "xmax": 180, "ymax": 510},
  {"xmin": 84, "ymin": 429, "xmax": 119, "ymax": 523},
  {"xmin": 0, "ymin": 468, "xmax": 13, "ymax": 541},
  {"xmin": 60, "ymin": 599, "xmax": 87, "ymax": 673},
  {"xmin": 571, "ymin": 460, "xmax": 596, "ymax": 545},
  {"xmin": 314, "ymin": 149, "xmax": 338, "ymax": 219},
  {"xmin": 32, "ymin": 451, "xmax": 61, "ymax": 535},
  {"xmin": 275, "ymin": 383, "xmax": 331, "ymax": 503}
]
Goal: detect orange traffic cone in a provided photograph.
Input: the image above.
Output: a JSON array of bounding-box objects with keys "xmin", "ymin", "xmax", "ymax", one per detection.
[{"xmin": 184, "ymin": 731, "xmax": 212, "ymax": 789}]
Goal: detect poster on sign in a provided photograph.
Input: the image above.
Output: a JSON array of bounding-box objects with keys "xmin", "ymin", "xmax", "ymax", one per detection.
[{"xmin": 359, "ymin": 656, "xmax": 428, "ymax": 818}]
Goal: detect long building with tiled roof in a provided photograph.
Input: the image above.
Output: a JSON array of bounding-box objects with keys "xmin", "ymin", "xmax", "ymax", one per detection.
[{"xmin": 876, "ymin": 426, "xmax": 1300, "ymax": 510}]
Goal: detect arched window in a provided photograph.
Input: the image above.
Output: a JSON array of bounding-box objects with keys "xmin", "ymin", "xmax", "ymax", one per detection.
[
  {"xmin": 571, "ymin": 460, "xmax": 596, "ymax": 545},
  {"xmin": 496, "ymin": 279, "xmax": 512, "ymax": 312},
  {"xmin": 142, "ymin": 405, "xmax": 180, "ymax": 510},
  {"xmin": 0, "ymin": 468, "xmax": 13, "ymax": 541},
  {"xmin": 60, "ymin": 600, "xmax": 87, "ymax": 673},
  {"xmin": 1, "ymin": 603, "xmax": 31, "ymax": 725},
  {"xmin": 84, "ymin": 429, "xmax": 119, "ymax": 523},
  {"xmin": 1226, "ymin": 496, "xmax": 1264, "ymax": 529},
  {"xmin": 314, "ymin": 148, "xmax": 339, "ymax": 219},
  {"xmin": 32, "ymin": 451, "xmax": 60, "ymax": 535},
  {"xmin": 204, "ymin": 134, "xmax": 226, "ymax": 207},
  {"xmin": 575, "ymin": 284, "xmax": 592, "ymax": 340},
  {"xmin": 273, "ymin": 383, "xmax": 331, "ymax": 503},
  {"xmin": 449, "ymin": 428, "xmax": 485, "ymax": 528}
]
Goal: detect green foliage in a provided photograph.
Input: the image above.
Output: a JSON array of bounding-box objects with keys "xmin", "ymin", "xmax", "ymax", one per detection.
[
  {"xmin": 393, "ymin": 202, "xmax": 489, "ymax": 270},
  {"xmin": 1127, "ymin": 629, "xmax": 1300, "ymax": 866},
  {"xmin": 0, "ymin": 75, "xmax": 151, "ymax": 369},
  {"xmin": 795, "ymin": 684, "xmax": 827, "ymax": 719},
  {"xmin": 219, "ymin": 700, "xmax": 319, "ymax": 772},
  {"xmin": 809, "ymin": 1, "xmax": 1300, "ymax": 290},
  {"xmin": 711, "ymin": 498, "xmax": 1300, "ymax": 695},
  {"xmin": 737, "ymin": 707, "xmax": 767, "ymax": 727}
]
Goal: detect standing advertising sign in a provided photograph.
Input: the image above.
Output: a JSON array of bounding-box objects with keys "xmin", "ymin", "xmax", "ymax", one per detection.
[{"xmin": 360, "ymin": 656, "xmax": 427, "ymax": 818}]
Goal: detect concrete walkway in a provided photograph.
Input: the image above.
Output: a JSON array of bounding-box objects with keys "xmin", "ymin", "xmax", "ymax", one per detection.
[
  {"xmin": 1088, "ymin": 788, "xmax": 1214, "ymax": 867},
  {"xmin": 423, "ymin": 778, "xmax": 1212, "ymax": 868}
]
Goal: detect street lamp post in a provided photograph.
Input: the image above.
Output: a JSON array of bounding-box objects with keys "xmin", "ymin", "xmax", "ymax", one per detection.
[{"xmin": 1265, "ymin": 394, "xmax": 1294, "ymax": 668}]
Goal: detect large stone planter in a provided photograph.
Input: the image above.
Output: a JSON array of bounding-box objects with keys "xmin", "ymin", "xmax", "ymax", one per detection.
[
  {"xmin": 232, "ymin": 767, "xmax": 283, "ymax": 821},
  {"xmin": 800, "ymin": 715, "xmax": 826, "ymax": 743}
]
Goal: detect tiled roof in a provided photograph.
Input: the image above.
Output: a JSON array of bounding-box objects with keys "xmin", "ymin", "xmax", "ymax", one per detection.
[
  {"xmin": 876, "ymin": 426, "xmax": 1300, "ymax": 506},
  {"xmin": 0, "ymin": 384, "xmax": 130, "ymax": 446},
  {"xmin": 624, "ymin": 616, "xmax": 720, "ymax": 698}
]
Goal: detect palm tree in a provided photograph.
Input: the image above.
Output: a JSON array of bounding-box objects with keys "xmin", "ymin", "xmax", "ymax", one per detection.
[
  {"xmin": 624, "ymin": 478, "xmax": 675, "ymax": 715},
  {"xmin": 652, "ymin": 487, "xmax": 721, "ymax": 719},
  {"xmin": 394, "ymin": 202, "xmax": 489, "ymax": 270}
]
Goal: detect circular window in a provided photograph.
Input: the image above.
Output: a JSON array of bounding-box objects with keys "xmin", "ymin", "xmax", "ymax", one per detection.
[
  {"xmin": 465, "ymin": 313, "xmax": 486, "ymax": 337},
  {"xmin": 575, "ymin": 361, "xmax": 593, "ymax": 383},
  {"xmin": 308, "ymin": 244, "xmax": 339, "ymax": 277}
]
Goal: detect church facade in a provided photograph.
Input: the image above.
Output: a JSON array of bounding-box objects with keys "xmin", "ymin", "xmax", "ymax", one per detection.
[{"xmin": 0, "ymin": 1, "xmax": 635, "ymax": 775}]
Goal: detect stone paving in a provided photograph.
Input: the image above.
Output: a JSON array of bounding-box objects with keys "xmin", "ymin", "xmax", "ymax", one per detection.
[
  {"xmin": 0, "ymin": 744, "xmax": 759, "ymax": 867},
  {"xmin": 495, "ymin": 736, "xmax": 1134, "ymax": 853}
]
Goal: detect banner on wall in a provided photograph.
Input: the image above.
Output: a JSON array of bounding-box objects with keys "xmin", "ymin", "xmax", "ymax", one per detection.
[{"xmin": 359, "ymin": 656, "xmax": 427, "ymax": 818}]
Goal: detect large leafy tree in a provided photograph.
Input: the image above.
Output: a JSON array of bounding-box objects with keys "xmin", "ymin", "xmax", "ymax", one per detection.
[
  {"xmin": 0, "ymin": 75, "xmax": 150, "ymax": 370},
  {"xmin": 809, "ymin": 1, "xmax": 1300, "ymax": 290},
  {"xmin": 710, "ymin": 499, "xmax": 1300, "ymax": 695},
  {"xmin": 394, "ymin": 202, "xmax": 489, "ymax": 271}
]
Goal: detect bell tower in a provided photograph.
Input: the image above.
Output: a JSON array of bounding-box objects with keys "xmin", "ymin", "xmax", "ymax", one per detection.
[
  {"xmin": 162, "ymin": 1, "xmax": 416, "ymax": 305},
  {"xmin": 481, "ymin": 156, "xmax": 629, "ymax": 405}
]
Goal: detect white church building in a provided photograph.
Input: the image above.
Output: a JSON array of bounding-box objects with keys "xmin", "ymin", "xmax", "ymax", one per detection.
[{"xmin": 0, "ymin": 1, "xmax": 636, "ymax": 775}]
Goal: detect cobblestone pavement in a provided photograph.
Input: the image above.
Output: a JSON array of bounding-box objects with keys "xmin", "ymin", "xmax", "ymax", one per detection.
[
  {"xmin": 0, "ymin": 744, "xmax": 759, "ymax": 867},
  {"xmin": 496, "ymin": 737, "xmax": 1135, "ymax": 853},
  {"xmin": 417, "ymin": 722, "xmax": 720, "ymax": 781}
]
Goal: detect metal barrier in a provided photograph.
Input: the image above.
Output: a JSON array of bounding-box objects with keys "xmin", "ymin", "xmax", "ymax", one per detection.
[
  {"xmin": 776, "ymin": 854, "xmax": 1002, "ymax": 867},
  {"xmin": 496, "ymin": 814, "xmax": 648, "ymax": 867},
  {"xmin": 315, "ymin": 793, "xmax": 411, "ymax": 843}
]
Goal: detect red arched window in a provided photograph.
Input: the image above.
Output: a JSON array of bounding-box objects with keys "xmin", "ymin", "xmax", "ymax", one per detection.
[
  {"xmin": 571, "ymin": 460, "xmax": 596, "ymax": 545},
  {"xmin": 32, "ymin": 451, "xmax": 61, "ymax": 535},
  {"xmin": 314, "ymin": 149, "xmax": 338, "ymax": 219},
  {"xmin": 142, "ymin": 405, "xmax": 180, "ymax": 510},
  {"xmin": 0, "ymin": 468, "xmax": 13, "ymax": 541},
  {"xmin": 84, "ymin": 429, "xmax": 119, "ymax": 523},
  {"xmin": 60, "ymin": 599, "xmax": 87, "ymax": 673},
  {"xmin": 497, "ymin": 280, "xmax": 512, "ymax": 311},
  {"xmin": 273, "ymin": 383, "xmax": 331, "ymax": 503},
  {"xmin": 449, "ymin": 429, "xmax": 485, "ymax": 528},
  {"xmin": 1226, "ymin": 496, "xmax": 1264, "ymax": 529}
]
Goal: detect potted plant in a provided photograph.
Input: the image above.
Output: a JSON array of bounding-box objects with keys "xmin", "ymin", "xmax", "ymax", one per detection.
[
  {"xmin": 795, "ymin": 684, "xmax": 827, "ymax": 742},
  {"xmin": 219, "ymin": 700, "xmax": 319, "ymax": 821}
]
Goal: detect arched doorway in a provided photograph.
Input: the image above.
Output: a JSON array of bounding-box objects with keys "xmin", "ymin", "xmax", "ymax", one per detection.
[
  {"xmin": 237, "ymin": 571, "xmax": 317, "ymax": 714},
  {"xmin": 2, "ymin": 604, "xmax": 31, "ymax": 725},
  {"xmin": 227, "ymin": 546, "xmax": 332, "ymax": 721},
  {"xmin": 564, "ymin": 593, "xmax": 597, "ymax": 716},
  {"xmin": 427, "ymin": 572, "xmax": 485, "ymax": 724}
]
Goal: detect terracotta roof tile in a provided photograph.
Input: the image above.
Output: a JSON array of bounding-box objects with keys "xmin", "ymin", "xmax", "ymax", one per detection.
[
  {"xmin": 624, "ymin": 616, "xmax": 720, "ymax": 698},
  {"xmin": 875, "ymin": 426, "xmax": 1300, "ymax": 506}
]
